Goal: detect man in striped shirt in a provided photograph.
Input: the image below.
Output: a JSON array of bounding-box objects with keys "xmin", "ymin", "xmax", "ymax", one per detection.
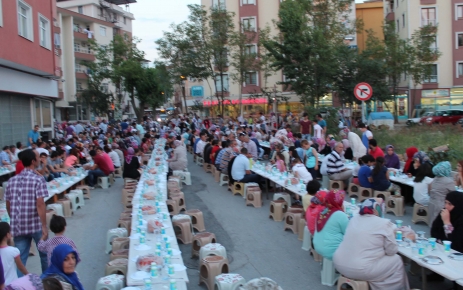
[
  {"xmin": 219, "ymin": 140, "xmax": 239, "ymax": 174},
  {"xmin": 326, "ymin": 142, "xmax": 352, "ymax": 187}
]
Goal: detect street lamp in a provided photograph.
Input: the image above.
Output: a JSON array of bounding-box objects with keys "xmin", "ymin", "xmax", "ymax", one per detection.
[{"xmin": 180, "ymin": 76, "xmax": 188, "ymax": 114}]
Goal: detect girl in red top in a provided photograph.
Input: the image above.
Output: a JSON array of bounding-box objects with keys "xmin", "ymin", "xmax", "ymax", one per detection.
[{"xmin": 210, "ymin": 140, "xmax": 220, "ymax": 164}]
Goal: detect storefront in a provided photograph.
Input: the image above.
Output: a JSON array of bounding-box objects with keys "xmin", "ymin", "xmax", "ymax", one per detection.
[
  {"xmin": 420, "ymin": 89, "xmax": 463, "ymax": 111},
  {"xmin": 348, "ymin": 95, "xmax": 409, "ymax": 120}
]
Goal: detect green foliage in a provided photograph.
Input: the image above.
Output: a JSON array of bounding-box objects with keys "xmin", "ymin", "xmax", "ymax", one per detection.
[{"xmin": 303, "ymin": 106, "xmax": 341, "ymax": 136}]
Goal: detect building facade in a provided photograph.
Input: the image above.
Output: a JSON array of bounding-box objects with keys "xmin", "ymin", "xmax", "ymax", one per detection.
[
  {"xmin": 55, "ymin": 0, "xmax": 135, "ymax": 122},
  {"xmin": 0, "ymin": 0, "xmax": 59, "ymax": 145},
  {"xmin": 356, "ymin": 0, "xmax": 384, "ymax": 52}
]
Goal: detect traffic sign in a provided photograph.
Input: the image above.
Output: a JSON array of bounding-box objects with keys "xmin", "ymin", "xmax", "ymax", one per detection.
[{"xmin": 354, "ymin": 82, "xmax": 373, "ymax": 101}]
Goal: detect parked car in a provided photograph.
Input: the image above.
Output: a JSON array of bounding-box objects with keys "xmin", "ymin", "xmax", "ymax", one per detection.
[
  {"xmin": 407, "ymin": 112, "xmax": 433, "ymax": 126},
  {"xmin": 425, "ymin": 110, "xmax": 463, "ymax": 125}
]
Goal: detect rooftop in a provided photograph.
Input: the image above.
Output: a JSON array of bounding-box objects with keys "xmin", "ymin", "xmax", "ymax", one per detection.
[{"xmin": 105, "ymin": 0, "xmax": 136, "ymax": 4}]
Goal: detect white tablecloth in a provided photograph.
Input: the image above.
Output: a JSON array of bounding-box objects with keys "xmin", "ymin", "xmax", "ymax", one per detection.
[{"xmin": 46, "ymin": 173, "xmax": 88, "ymax": 202}]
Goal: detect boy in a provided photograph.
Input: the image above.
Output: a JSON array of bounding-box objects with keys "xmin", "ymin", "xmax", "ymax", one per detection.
[
  {"xmin": 38, "ymin": 215, "xmax": 79, "ymax": 266},
  {"xmin": 0, "ymin": 222, "xmax": 28, "ymax": 284},
  {"xmin": 303, "ymin": 180, "xmax": 321, "ymax": 212}
]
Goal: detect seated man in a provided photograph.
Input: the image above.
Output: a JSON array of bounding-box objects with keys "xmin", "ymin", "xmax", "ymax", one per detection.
[
  {"xmin": 326, "ymin": 142, "xmax": 352, "ymax": 188},
  {"xmin": 231, "ymin": 148, "xmax": 261, "ymax": 184},
  {"xmin": 84, "ymin": 148, "xmax": 114, "ymax": 189},
  {"xmin": 195, "ymin": 132, "xmax": 208, "ymax": 157}
]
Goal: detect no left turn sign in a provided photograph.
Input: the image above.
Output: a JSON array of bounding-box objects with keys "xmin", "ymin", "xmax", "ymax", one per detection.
[{"xmin": 354, "ymin": 82, "xmax": 373, "ymax": 101}]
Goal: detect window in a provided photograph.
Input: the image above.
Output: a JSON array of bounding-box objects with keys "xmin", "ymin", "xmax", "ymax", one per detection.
[
  {"xmin": 421, "ymin": 8, "xmax": 436, "ymax": 26},
  {"xmin": 242, "ymin": 17, "xmax": 256, "ymax": 31},
  {"xmin": 457, "ymin": 5, "xmax": 463, "ymax": 19},
  {"xmin": 100, "ymin": 26, "xmax": 106, "ymax": 36},
  {"xmin": 75, "ymin": 63, "xmax": 81, "ymax": 72},
  {"xmin": 396, "ymin": 20, "xmax": 400, "ymax": 32},
  {"xmin": 245, "ymin": 72, "xmax": 258, "ymax": 85},
  {"xmin": 402, "ymin": 13, "xmax": 405, "ymax": 27},
  {"xmin": 17, "ymin": 0, "xmax": 33, "ymax": 40},
  {"xmin": 214, "ymin": 48, "xmax": 228, "ymax": 66},
  {"xmin": 424, "ymin": 64, "xmax": 438, "ymax": 83},
  {"xmin": 78, "ymin": 5, "xmax": 83, "ymax": 14},
  {"xmin": 54, "ymin": 33, "xmax": 60, "ymax": 48},
  {"xmin": 245, "ymin": 44, "xmax": 257, "ymax": 55},
  {"xmin": 458, "ymin": 33, "xmax": 463, "ymax": 47},
  {"xmin": 242, "ymin": 0, "xmax": 255, "ymax": 4},
  {"xmin": 427, "ymin": 36, "xmax": 437, "ymax": 51},
  {"xmin": 212, "ymin": 0, "xmax": 225, "ymax": 9},
  {"xmin": 0, "ymin": 0, "xmax": 3, "ymax": 27},
  {"xmin": 123, "ymin": 16, "xmax": 126, "ymax": 24},
  {"xmin": 458, "ymin": 63, "xmax": 463, "ymax": 78},
  {"xmin": 38, "ymin": 15, "xmax": 50, "ymax": 49},
  {"xmin": 76, "ymin": 82, "xmax": 83, "ymax": 91},
  {"xmin": 215, "ymin": 74, "xmax": 229, "ymax": 92},
  {"xmin": 74, "ymin": 42, "xmax": 80, "ymax": 52},
  {"xmin": 34, "ymin": 99, "xmax": 52, "ymax": 129}
]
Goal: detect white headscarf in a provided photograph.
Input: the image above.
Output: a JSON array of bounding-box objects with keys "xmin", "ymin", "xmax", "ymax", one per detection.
[{"xmin": 347, "ymin": 132, "xmax": 366, "ymax": 160}]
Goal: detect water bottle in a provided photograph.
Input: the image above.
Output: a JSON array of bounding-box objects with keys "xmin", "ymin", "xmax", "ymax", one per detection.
[
  {"xmin": 144, "ymin": 278, "xmax": 151, "ymax": 290},
  {"xmin": 150, "ymin": 263, "xmax": 158, "ymax": 279},
  {"xmin": 169, "ymin": 279, "xmax": 177, "ymax": 290}
]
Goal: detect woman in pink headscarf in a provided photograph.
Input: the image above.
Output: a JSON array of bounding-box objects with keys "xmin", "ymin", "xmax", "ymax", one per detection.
[{"xmin": 123, "ymin": 147, "xmax": 140, "ymax": 180}]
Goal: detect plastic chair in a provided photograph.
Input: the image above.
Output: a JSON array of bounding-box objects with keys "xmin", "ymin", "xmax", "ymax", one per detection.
[
  {"xmin": 244, "ymin": 183, "xmax": 259, "ymax": 199},
  {"xmin": 65, "ymin": 191, "xmax": 84, "ymax": 212},
  {"xmin": 166, "ymin": 199, "xmax": 180, "ymax": 216},
  {"xmin": 173, "ymin": 170, "xmax": 192, "ymax": 185},
  {"xmin": 56, "ymin": 199, "xmax": 73, "ymax": 217},
  {"xmin": 358, "ymin": 187, "xmax": 373, "ymax": 202},
  {"xmin": 246, "ymin": 188, "xmax": 262, "ymax": 208},
  {"xmin": 173, "ymin": 217, "xmax": 193, "ymax": 244},
  {"xmin": 46, "ymin": 209, "xmax": 55, "ymax": 228},
  {"xmin": 298, "ymin": 219, "xmax": 306, "ymax": 241},
  {"xmin": 214, "ymin": 169, "xmax": 221, "ymax": 182},
  {"xmin": 114, "ymin": 167, "xmax": 122, "ymax": 178},
  {"xmin": 283, "ymin": 209, "xmax": 304, "ymax": 234},
  {"xmin": 386, "ymin": 195, "xmax": 405, "ymax": 216},
  {"xmin": 302, "ymin": 225, "xmax": 311, "ymax": 251},
  {"xmin": 111, "ymin": 237, "xmax": 130, "ymax": 253},
  {"xmin": 240, "ymin": 278, "xmax": 283, "ymax": 290},
  {"xmin": 196, "ymin": 157, "xmax": 204, "ymax": 166},
  {"xmin": 230, "ymin": 182, "xmax": 245, "ymax": 197},
  {"xmin": 76, "ymin": 185, "xmax": 91, "ymax": 199},
  {"xmin": 329, "ymin": 180, "xmax": 344, "ymax": 191},
  {"xmin": 347, "ymin": 183, "xmax": 360, "ymax": 198},
  {"xmin": 117, "ymin": 218, "xmax": 132, "ymax": 235},
  {"xmin": 110, "ymin": 249, "xmax": 129, "ymax": 261}
]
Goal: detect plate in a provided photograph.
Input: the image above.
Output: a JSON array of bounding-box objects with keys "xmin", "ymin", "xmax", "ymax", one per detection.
[
  {"xmin": 172, "ymin": 264, "xmax": 187, "ymax": 271},
  {"xmin": 422, "ymin": 256, "xmax": 444, "ymax": 265},
  {"xmin": 135, "ymin": 244, "xmax": 152, "ymax": 251},
  {"xmin": 130, "ymin": 271, "xmax": 149, "ymax": 280},
  {"xmin": 449, "ymin": 253, "xmax": 463, "ymax": 261}
]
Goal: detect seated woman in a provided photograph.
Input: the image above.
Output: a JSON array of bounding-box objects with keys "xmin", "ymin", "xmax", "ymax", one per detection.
[
  {"xmin": 313, "ymin": 190, "xmax": 348, "ymax": 260},
  {"xmin": 167, "ymin": 140, "xmax": 188, "ymax": 172},
  {"xmin": 454, "ymin": 160, "xmax": 463, "ymax": 187},
  {"xmin": 123, "ymin": 147, "xmax": 141, "ymax": 180},
  {"xmin": 369, "ymin": 157, "xmax": 401, "ymax": 195},
  {"xmin": 431, "ymin": 191, "xmax": 463, "ymax": 253},
  {"xmin": 306, "ymin": 190, "xmax": 327, "ymax": 236},
  {"xmin": 333, "ymin": 198, "xmax": 410, "ymax": 290},
  {"xmin": 429, "ymin": 161, "xmax": 455, "ymax": 223},
  {"xmin": 41, "ymin": 244, "xmax": 84, "ymax": 290},
  {"xmin": 64, "ymin": 148, "xmax": 79, "ymax": 168},
  {"xmin": 412, "ymin": 162, "xmax": 434, "ymax": 206},
  {"xmin": 403, "ymin": 146, "xmax": 418, "ymax": 176},
  {"xmin": 384, "ymin": 145, "xmax": 400, "ymax": 169}
]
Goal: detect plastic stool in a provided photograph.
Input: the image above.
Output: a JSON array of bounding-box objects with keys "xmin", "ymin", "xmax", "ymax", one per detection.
[
  {"xmin": 56, "ymin": 199, "xmax": 73, "ymax": 217},
  {"xmin": 321, "ymin": 175, "xmax": 330, "ymax": 190},
  {"xmin": 172, "ymin": 217, "xmax": 193, "ymax": 244},
  {"xmin": 298, "ymin": 219, "xmax": 306, "ymax": 241},
  {"xmin": 336, "ymin": 275, "xmax": 369, "ymax": 290},
  {"xmin": 215, "ymin": 273, "xmax": 246, "ymax": 290},
  {"xmin": 114, "ymin": 167, "xmax": 123, "ymax": 178},
  {"xmin": 412, "ymin": 203, "xmax": 430, "ymax": 225},
  {"xmin": 214, "ymin": 169, "xmax": 221, "ymax": 182},
  {"xmin": 246, "ymin": 188, "xmax": 262, "ymax": 208},
  {"xmin": 241, "ymin": 278, "xmax": 283, "ymax": 290},
  {"xmin": 219, "ymin": 174, "xmax": 229, "ymax": 186},
  {"xmin": 329, "ymin": 180, "xmax": 345, "ymax": 191},
  {"xmin": 69, "ymin": 189, "xmax": 85, "ymax": 206},
  {"xmin": 283, "ymin": 209, "xmax": 304, "ymax": 234},
  {"xmin": 173, "ymin": 170, "xmax": 192, "ymax": 185},
  {"xmin": 105, "ymin": 258, "xmax": 128, "ymax": 276},
  {"xmin": 196, "ymin": 157, "xmax": 204, "ymax": 166},
  {"xmin": 168, "ymin": 177, "xmax": 183, "ymax": 189},
  {"xmin": 117, "ymin": 218, "xmax": 132, "ymax": 235},
  {"xmin": 273, "ymin": 192, "xmax": 291, "ymax": 206},
  {"xmin": 106, "ymin": 228, "xmax": 128, "ymax": 254},
  {"xmin": 124, "ymin": 178, "xmax": 138, "ymax": 186},
  {"xmin": 358, "ymin": 187, "xmax": 373, "ymax": 202},
  {"xmin": 192, "ymin": 232, "xmax": 217, "ymax": 258},
  {"xmin": 95, "ymin": 274, "xmax": 125, "ymax": 290},
  {"xmin": 321, "ymin": 257, "xmax": 340, "ymax": 286},
  {"xmin": 98, "ymin": 176, "xmax": 110, "ymax": 189},
  {"xmin": 269, "ymin": 200, "xmax": 288, "ymax": 222},
  {"xmin": 230, "ymin": 182, "xmax": 245, "ymax": 196},
  {"xmin": 166, "ymin": 199, "xmax": 180, "ymax": 216},
  {"xmin": 243, "ymin": 182, "xmax": 259, "ymax": 199},
  {"xmin": 76, "ymin": 185, "xmax": 91, "ymax": 199},
  {"xmin": 170, "ymin": 194, "xmax": 186, "ymax": 212},
  {"xmin": 302, "ymin": 225, "xmax": 311, "ymax": 251},
  {"xmin": 386, "ymin": 195, "xmax": 405, "ymax": 216},
  {"xmin": 65, "ymin": 192, "xmax": 84, "ymax": 212},
  {"xmin": 373, "ymin": 190, "xmax": 391, "ymax": 203},
  {"xmin": 203, "ymin": 163, "xmax": 213, "ymax": 173},
  {"xmin": 111, "ymin": 237, "xmax": 130, "ymax": 253},
  {"xmin": 185, "ymin": 209, "xmax": 206, "ymax": 232},
  {"xmin": 199, "ymin": 256, "xmax": 229, "ymax": 290},
  {"xmin": 109, "ymin": 173, "xmax": 115, "ymax": 186},
  {"xmin": 46, "ymin": 203, "xmax": 64, "ymax": 217},
  {"xmin": 347, "ymin": 183, "xmax": 360, "ymax": 198},
  {"xmin": 199, "ymin": 243, "xmax": 227, "ymax": 260},
  {"xmin": 110, "ymin": 249, "xmax": 129, "ymax": 261},
  {"xmin": 46, "ymin": 209, "xmax": 55, "ymax": 228}
]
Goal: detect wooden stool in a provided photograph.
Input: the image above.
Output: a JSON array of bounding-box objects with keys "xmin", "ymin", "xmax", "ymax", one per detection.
[
  {"xmin": 214, "ymin": 169, "xmax": 221, "ymax": 182},
  {"xmin": 203, "ymin": 163, "xmax": 213, "ymax": 173},
  {"xmin": 166, "ymin": 199, "xmax": 180, "ymax": 216},
  {"xmin": 76, "ymin": 185, "xmax": 91, "ymax": 199},
  {"xmin": 298, "ymin": 218, "xmax": 306, "ymax": 241},
  {"xmin": 199, "ymin": 243, "xmax": 227, "ymax": 260},
  {"xmin": 105, "ymin": 258, "xmax": 128, "ymax": 276},
  {"xmin": 215, "ymin": 273, "xmax": 246, "ymax": 290},
  {"xmin": 56, "ymin": 199, "xmax": 73, "ymax": 217},
  {"xmin": 46, "ymin": 203, "xmax": 64, "ymax": 216},
  {"xmin": 269, "ymin": 200, "xmax": 288, "ymax": 222},
  {"xmin": 46, "ymin": 209, "xmax": 55, "ymax": 228},
  {"xmin": 65, "ymin": 191, "xmax": 84, "ymax": 212},
  {"xmin": 373, "ymin": 190, "xmax": 391, "ymax": 203},
  {"xmin": 185, "ymin": 209, "xmax": 206, "ymax": 232},
  {"xmin": 111, "ymin": 237, "xmax": 130, "ymax": 253},
  {"xmin": 192, "ymin": 232, "xmax": 217, "ymax": 258},
  {"xmin": 110, "ymin": 249, "xmax": 129, "ymax": 261},
  {"xmin": 172, "ymin": 218, "xmax": 193, "ymax": 244},
  {"xmin": 95, "ymin": 274, "xmax": 125, "ymax": 290},
  {"xmin": 412, "ymin": 203, "xmax": 430, "ymax": 226},
  {"xmin": 246, "ymin": 188, "xmax": 262, "ymax": 208},
  {"xmin": 105, "ymin": 228, "xmax": 128, "ymax": 254},
  {"xmin": 117, "ymin": 218, "xmax": 132, "ymax": 235},
  {"xmin": 170, "ymin": 194, "xmax": 186, "ymax": 212},
  {"xmin": 358, "ymin": 187, "xmax": 373, "ymax": 202},
  {"xmin": 336, "ymin": 275, "xmax": 369, "ymax": 290},
  {"xmin": 283, "ymin": 209, "xmax": 304, "ymax": 234},
  {"xmin": 219, "ymin": 174, "xmax": 229, "ymax": 186},
  {"xmin": 273, "ymin": 192, "xmax": 291, "ymax": 206},
  {"xmin": 230, "ymin": 182, "xmax": 245, "ymax": 196},
  {"xmin": 199, "ymin": 256, "xmax": 229, "ymax": 290},
  {"xmin": 347, "ymin": 183, "xmax": 360, "ymax": 198},
  {"xmin": 386, "ymin": 195, "xmax": 405, "ymax": 217},
  {"xmin": 329, "ymin": 180, "xmax": 345, "ymax": 191}
]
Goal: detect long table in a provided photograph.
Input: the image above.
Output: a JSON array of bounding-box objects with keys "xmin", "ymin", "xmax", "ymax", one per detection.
[
  {"xmin": 0, "ymin": 165, "xmax": 15, "ymax": 178},
  {"xmin": 46, "ymin": 173, "xmax": 87, "ymax": 202},
  {"xmin": 126, "ymin": 146, "xmax": 189, "ymax": 289}
]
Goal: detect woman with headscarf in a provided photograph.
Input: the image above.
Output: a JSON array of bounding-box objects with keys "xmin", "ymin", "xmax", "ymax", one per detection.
[
  {"xmin": 41, "ymin": 244, "xmax": 84, "ymax": 290},
  {"xmin": 313, "ymin": 190, "xmax": 348, "ymax": 260},
  {"xmin": 305, "ymin": 190, "xmax": 328, "ymax": 236},
  {"xmin": 429, "ymin": 161, "xmax": 455, "ymax": 222},
  {"xmin": 167, "ymin": 140, "xmax": 188, "ymax": 171},
  {"xmin": 431, "ymin": 191, "xmax": 463, "ymax": 253},
  {"xmin": 333, "ymin": 198, "xmax": 410, "ymax": 290},
  {"xmin": 123, "ymin": 147, "xmax": 141, "ymax": 180},
  {"xmin": 384, "ymin": 145, "xmax": 400, "ymax": 169},
  {"xmin": 403, "ymin": 147, "xmax": 418, "ymax": 175},
  {"xmin": 347, "ymin": 132, "xmax": 366, "ymax": 161},
  {"xmin": 342, "ymin": 139, "xmax": 353, "ymax": 160}
]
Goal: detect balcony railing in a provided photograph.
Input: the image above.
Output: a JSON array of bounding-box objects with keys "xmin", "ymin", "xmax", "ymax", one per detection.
[
  {"xmin": 421, "ymin": 19, "xmax": 436, "ymax": 26},
  {"xmin": 424, "ymin": 75, "xmax": 438, "ymax": 83},
  {"xmin": 74, "ymin": 47, "xmax": 92, "ymax": 54}
]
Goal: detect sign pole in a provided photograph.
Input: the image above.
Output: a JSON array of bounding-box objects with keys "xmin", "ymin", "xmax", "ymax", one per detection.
[{"xmin": 362, "ymin": 101, "xmax": 366, "ymax": 123}]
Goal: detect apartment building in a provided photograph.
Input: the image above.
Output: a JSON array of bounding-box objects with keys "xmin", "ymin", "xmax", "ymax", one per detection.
[
  {"xmin": 383, "ymin": 0, "xmax": 463, "ymax": 119},
  {"xmin": 55, "ymin": 0, "xmax": 135, "ymax": 121},
  {"xmin": 356, "ymin": 0, "xmax": 384, "ymax": 52},
  {"xmin": 0, "ymin": 0, "xmax": 59, "ymax": 145},
  {"xmin": 198, "ymin": 0, "xmax": 357, "ymax": 117}
]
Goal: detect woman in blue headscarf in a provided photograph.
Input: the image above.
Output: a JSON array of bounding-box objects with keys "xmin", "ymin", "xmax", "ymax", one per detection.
[
  {"xmin": 429, "ymin": 161, "xmax": 455, "ymax": 223},
  {"xmin": 41, "ymin": 244, "xmax": 84, "ymax": 290}
]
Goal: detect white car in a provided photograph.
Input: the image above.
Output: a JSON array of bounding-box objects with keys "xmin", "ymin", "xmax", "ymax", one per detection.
[{"xmin": 406, "ymin": 112, "xmax": 433, "ymax": 126}]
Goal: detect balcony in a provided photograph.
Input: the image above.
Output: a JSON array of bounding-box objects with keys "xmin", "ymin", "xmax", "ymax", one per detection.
[
  {"xmin": 386, "ymin": 12, "xmax": 395, "ymax": 22},
  {"xmin": 74, "ymin": 30, "xmax": 90, "ymax": 40},
  {"xmin": 74, "ymin": 48, "xmax": 95, "ymax": 61},
  {"xmin": 75, "ymin": 70, "xmax": 88, "ymax": 79}
]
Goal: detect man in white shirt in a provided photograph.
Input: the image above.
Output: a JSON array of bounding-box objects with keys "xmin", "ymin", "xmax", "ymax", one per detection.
[
  {"xmin": 99, "ymin": 120, "xmax": 108, "ymax": 133},
  {"xmin": 231, "ymin": 148, "xmax": 262, "ymax": 184},
  {"xmin": 313, "ymin": 119, "xmax": 322, "ymax": 139},
  {"xmin": 195, "ymin": 132, "xmax": 208, "ymax": 156},
  {"xmin": 35, "ymin": 142, "xmax": 49, "ymax": 156},
  {"xmin": 105, "ymin": 146, "xmax": 121, "ymax": 168},
  {"xmin": 292, "ymin": 158, "xmax": 313, "ymax": 184}
]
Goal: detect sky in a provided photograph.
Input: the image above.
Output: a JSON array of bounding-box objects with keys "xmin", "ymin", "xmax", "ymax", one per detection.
[{"xmin": 131, "ymin": 0, "xmax": 366, "ymax": 63}]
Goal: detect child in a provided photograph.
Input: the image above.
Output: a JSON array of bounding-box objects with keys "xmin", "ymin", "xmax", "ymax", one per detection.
[
  {"xmin": 369, "ymin": 157, "xmax": 401, "ymax": 195},
  {"xmin": 303, "ymin": 180, "xmax": 321, "ymax": 212},
  {"xmin": 38, "ymin": 215, "xmax": 79, "ymax": 266},
  {"xmin": 275, "ymin": 153, "xmax": 286, "ymax": 173},
  {"xmin": 0, "ymin": 222, "xmax": 28, "ymax": 284}
]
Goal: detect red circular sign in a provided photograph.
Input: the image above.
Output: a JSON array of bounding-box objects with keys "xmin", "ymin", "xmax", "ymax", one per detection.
[{"xmin": 354, "ymin": 82, "xmax": 373, "ymax": 101}]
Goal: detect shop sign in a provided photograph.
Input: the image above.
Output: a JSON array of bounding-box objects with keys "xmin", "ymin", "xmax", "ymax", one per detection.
[
  {"xmin": 203, "ymin": 98, "xmax": 268, "ymax": 106},
  {"xmin": 421, "ymin": 89, "xmax": 450, "ymax": 98},
  {"xmin": 191, "ymin": 86, "xmax": 204, "ymax": 98}
]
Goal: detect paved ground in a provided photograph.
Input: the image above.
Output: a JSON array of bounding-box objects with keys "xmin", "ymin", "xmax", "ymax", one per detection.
[{"xmin": 23, "ymin": 154, "xmax": 454, "ymax": 290}]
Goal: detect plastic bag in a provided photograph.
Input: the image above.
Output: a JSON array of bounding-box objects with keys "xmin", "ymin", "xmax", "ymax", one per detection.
[{"xmin": 136, "ymin": 254, "xmax": 163, "ymax": 272}]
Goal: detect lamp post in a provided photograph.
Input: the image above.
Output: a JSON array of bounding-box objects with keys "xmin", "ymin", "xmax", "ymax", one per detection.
[{"xmin": 180, "ymin": 75, "xmax": 188, "ymax": 114}]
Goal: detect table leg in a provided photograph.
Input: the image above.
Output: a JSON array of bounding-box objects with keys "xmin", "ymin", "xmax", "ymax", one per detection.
[
  {"xmin": 53, "ymin": 195, "xmax": 58, "ymax": 203},
  {"xmin": 421, "ymin": 265, "xmax": 427, "ymax": 290}
]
